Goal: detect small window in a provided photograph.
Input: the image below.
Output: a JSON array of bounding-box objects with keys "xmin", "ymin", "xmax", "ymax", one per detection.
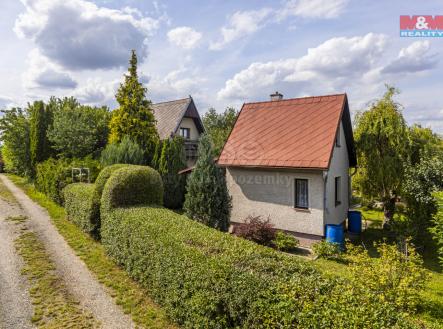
[
  {"xmin": 180, "ymin": 127, "xmax": 190, "ymax": 139},
  {"xmin": 295, "ymin": 179, "xmax": 309, "ymax": 209},
  {"xmin": 335, "ymin": 176, "xmax": 341, "ymax": 206},
  {"xmin": 335, "ymin": 130, "xmax": 341, "ymax": 147}
]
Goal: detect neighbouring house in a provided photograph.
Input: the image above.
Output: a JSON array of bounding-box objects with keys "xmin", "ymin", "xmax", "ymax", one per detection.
[
  {"xmin": 152, "ymin": 96, "xmax": 205, "ymax": 167},
  {"xmin": 218, "ymin": 92, "xmax": 357, "ymax": 246}
]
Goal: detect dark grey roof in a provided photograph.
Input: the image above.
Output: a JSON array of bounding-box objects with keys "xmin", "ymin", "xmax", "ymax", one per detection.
[
  {"xmin": 152, "ymin": 97, "xmax": 191, "ymax": 139},
  {"xmin": 152, "ymin": 96, "xmax": 205, "ymax": 140}
]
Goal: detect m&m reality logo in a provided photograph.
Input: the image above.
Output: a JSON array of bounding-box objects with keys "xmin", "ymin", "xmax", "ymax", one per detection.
[{"xmin": 400, "ymin": 15, "xmax": 443, "ymax": 37}]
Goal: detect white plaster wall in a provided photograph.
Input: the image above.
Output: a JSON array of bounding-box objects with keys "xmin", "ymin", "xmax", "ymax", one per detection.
[
  {"xmin": 177, "ymin": 117, "xmax": 200, "ymax": 140},
  {"xmin": 226, "ymin": 167, "xmax": 325, "ymax": 236},
  {"xmin": 325, "ymin": 120, "xmax": 350, "ymax": 225}
]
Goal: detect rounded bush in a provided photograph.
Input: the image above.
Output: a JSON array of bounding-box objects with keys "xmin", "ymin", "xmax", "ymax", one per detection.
[
  {"xmin": 94, "ymin": 164, "xmax": 133, "ymax": 200},
  {"xmin": 63, "ymin": 183, "xmax": 98, "ymax": 235},
  {"xmin": 101, "ymin": 165, "xmax": 163, "ymax": 210}
]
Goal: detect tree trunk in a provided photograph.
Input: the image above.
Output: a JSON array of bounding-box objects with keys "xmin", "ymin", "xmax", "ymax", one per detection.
[{"xmin": 382, "ymin": 196, "xmax": 396, "ymax": 229}]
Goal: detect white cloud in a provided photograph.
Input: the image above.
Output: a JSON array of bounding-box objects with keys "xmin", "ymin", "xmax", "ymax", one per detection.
[
  {"xmin": 167, "ymin": 26, "xmax": 202, "ymax": 49},
  {"xmin": 217, "ymin": 33, "xmax": 388, "ymax": 100},
  {"xmin": 0, "ymin": 95, "xmax": 16, "ymax": 109},
  {"xmin": 278, "ymin": 0, "xmax": 350, "ymax": 20},
  {"xmin": 147, "ymin": 68, "xmax": 207, "ymax": 101},
  {"xmin": 73, "ymin": 78, "xmax": 119, "ymax": 105},
  {"xmin": 23, "ymin": 49, "xmax": 77, "ymax": 90},
  {"xmin": 382, "ymin": 41, "xmax": 438, "ymax": 74},
  {"xmin": 210, "ymin": 8, "xmax": 272, "ymax": 50},
  {"xmin": 15, "ymin": 0, "xmax": 165, "ymax": 70},
  {"xmin": 210, "ymin": 1, "xmax": 350, "ymax": 50}
]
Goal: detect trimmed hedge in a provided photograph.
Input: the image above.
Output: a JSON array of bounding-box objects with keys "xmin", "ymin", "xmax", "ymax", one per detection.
[
  {"xmin": 63, "ymin": 164, "xmax": 134, "ymax": 236},
  {"xmin": 101, "ymin": 165, "xmax": 163, "ymax": 210},
  {"xmin": 36, "ymin": 157, "xmax": 100, "ymax": 204},
  {"xmin": 100, "ymin": 167, "xmax": 418, "ymax": 328},
  {"xmin": 63, "ymin": 183, "xmax": 98, "ymax": 235}
]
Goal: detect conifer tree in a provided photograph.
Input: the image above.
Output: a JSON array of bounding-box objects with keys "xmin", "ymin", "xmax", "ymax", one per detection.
[
  {"xmin": 151, "ymin": 139, "xmax": 163, "ymax": 171},
  {"xmin": 184, "ymin": 134, "xmax": 231, "ymax": 231},
  {"xmin": 109, "ymin": 50, "xmax": 158, "ymax": 163},
  {"xmin": 158, "ymin": 136, "xmax": 186, "ymax": 209},
  {"xmin": 29, "ymin": 100, "xmax": 53, "ymax": 176}
]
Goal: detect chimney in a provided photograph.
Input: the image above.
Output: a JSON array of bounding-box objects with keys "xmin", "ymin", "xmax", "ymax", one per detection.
[{"xmin": 270, "ymin": 91, "xmax": 283, "ymax": 101}]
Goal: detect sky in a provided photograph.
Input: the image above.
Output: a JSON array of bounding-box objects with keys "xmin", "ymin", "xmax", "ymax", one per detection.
[{"xmin": 0, "ymin": 0, "xmax": 442, "ymax": 133}]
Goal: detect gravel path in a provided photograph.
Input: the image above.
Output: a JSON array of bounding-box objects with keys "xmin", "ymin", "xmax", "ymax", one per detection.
[
  {"xmin": 0, "ymin": 175, "xmax": 135, "ymax": 329},
  {"xmin": 0, "ymin": 198, "xmax": 34, "ymax": 329}
]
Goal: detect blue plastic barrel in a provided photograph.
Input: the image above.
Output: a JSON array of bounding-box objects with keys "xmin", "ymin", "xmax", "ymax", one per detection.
[
  {"xmin": 348, "ymin": 210, "xmax": 362, "ymax": 234},
  {"xmin": 325, "ymin": 224, "xmax": 344, "ymax": 246}
]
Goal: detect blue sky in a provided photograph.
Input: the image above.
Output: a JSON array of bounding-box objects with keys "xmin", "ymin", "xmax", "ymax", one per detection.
[{"xmin": 1, "ymin": 0, "xmax": 442, "ymax": 132}]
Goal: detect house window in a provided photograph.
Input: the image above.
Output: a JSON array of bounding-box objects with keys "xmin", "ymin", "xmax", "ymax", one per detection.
[
  {"xmin": 335, "ymin": 130, "xmax": 341, "ymax": 147},
  {"xmin": 295, "ymin": 179, "xmax": 309, "ymax": 209},
  {"xmin": 335, "ymin": 176, "xmax": 341, "ymax": 206},
  {"xmin": 180, "ymin": 127, "xmax": 190, "ymax": 139}
]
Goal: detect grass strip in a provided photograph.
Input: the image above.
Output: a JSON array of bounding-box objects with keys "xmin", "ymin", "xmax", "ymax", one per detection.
[
  {"xmin": 0, "ymin": 176, "xmax": 17, "ymax": 203},
  {"xmin": 8, "ymin": 174, "xmax": 174, "ymax": 329},
  {"xmin": 15, "ymin": 228, "xmax": 99, "ymax": 328}
]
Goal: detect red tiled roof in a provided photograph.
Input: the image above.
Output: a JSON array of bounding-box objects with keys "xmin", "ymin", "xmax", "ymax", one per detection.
[{"xmin": 218, "ymin": 94, "xmax": 355, "ymax": 169}]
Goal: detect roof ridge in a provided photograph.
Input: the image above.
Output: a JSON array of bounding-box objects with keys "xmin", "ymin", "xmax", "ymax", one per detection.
[
  {"xmin": 244, "ymin": 93, "xmax": 346, "ymax": 106},
  {"xmin": 152, "ymin": 97, "xmax": 190, "ymax": 105}
]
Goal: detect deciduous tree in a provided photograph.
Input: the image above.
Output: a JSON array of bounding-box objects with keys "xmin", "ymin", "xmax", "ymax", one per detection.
[
  {"xmin": 202, "ymin": 107, "xmax": 238, "ymax": 156},
  {"xmin": 0, "ymin": 108, "xmax": 32, "ymax": 176},
  {"xmin": 47, "ymin": 99, "xmax": 111, "ymax": 158},
  {"xmin": 354, "ymin": 86, "xmax": 409, "ymax": 227}
]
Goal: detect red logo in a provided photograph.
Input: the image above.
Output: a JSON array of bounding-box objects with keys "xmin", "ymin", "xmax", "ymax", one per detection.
[{"xmin": 400, "ymin": 15, "xmax": 443, "ymax": 30}]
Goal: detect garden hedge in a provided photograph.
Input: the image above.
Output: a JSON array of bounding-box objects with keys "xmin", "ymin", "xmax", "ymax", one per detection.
[
  {"xmin": 63, "ymin": 183, "xmax": 98, "ymax": 235},
  {"xmin": 99, "ymin": 167, "xmax": 418, "ymax": 328},
  {"xmin": 36, "ymin": 157, "xmax": 100, "ymax": 204},
  {"xmin": 63, "ymin": 164, "xmax": 134, "ymax": 236}
]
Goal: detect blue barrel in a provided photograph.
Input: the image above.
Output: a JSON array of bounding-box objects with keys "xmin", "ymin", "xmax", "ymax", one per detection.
[
  {"xmin": 348, "ymin": 210, "xmax": 362, "ymax": 234},
  {"xmin": 325, "ymin": 224, "xmax": 344, "ymax": 246}
]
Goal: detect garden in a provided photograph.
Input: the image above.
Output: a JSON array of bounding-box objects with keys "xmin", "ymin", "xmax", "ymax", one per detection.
[{"xmin": 1, "ymin": 51, "xmax": 442, "ymax": 328}]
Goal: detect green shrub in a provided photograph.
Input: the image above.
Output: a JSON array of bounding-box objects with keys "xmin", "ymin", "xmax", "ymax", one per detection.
[
  {"xmin": 35, "ymin": 157, "xmax": 100, "ymax": 204},
  {"xmin": 273, "ymin": 231, "xmax": 299, "ymax": 252},
  {"xmin": 100, "ymin": 167, "xmax": 420, "ymax": 328},
  {"xmin": 184, "ymin": 134, "xmax": 231, "ymax": 231},
  {"xmin": 63, "ymin": 183, "xmax": 98, "ymax": 235},
  {"xmin": 158, "ymin": 136, "xmax": 186, "ymax": 209},
  {"xmin": 100, "ymin": 136, "xmax": 145, "ymax": 166},
  {"xmin": 312, "ymin": 240, "xmax": 342, "ymax": 259},
  {"xmin": 101, "ymin": 165, "xmax": 163, "ymax": 210}
]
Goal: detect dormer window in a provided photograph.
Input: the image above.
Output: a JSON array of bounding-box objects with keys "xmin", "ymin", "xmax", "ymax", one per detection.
[{"xmin": 180, "ymin": 127, "xmax": 190, "ymax": 139}]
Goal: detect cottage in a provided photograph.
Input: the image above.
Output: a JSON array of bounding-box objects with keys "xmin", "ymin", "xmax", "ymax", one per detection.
[
  {"xmin": 152, "ymin": 96, "xmax": 205, "ymax": 167},
  {"xmin": 218, "ymin": 92, "xmax": 357, "ymax": 246}
]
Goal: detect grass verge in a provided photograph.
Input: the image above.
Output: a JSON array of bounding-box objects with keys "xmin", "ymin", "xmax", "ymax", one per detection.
[
  {"xmin": 7, "ymin": 174, "xmax": 174, "ymax": 329},
  {"xmin": 15, "ymin": 228, "xmax": 99, "ymax": 328},
  {"xmin": 0, "ymin": 176, "xmax": 16, "ymax": 203}
]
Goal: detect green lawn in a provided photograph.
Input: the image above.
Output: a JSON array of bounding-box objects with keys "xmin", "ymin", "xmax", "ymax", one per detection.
[{"xmin": 7, "ymin": 174, "xmax": 175, "ymax": 329}]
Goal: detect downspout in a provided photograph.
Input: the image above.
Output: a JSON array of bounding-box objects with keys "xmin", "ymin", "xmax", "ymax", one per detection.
[{"xmin": 322, "ymin": 170, "xmax": 328, "ymax": 237}]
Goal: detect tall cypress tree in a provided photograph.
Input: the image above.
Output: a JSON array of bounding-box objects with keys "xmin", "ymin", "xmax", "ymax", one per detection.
[
  {"xmin": 184, "ymin": 134, "xmax": 231, "ymax": 231},
  {"xmin": 158, "ymin": 136, "xmax": 187, "ymax": 209},
  {"xmin": 29, "ymin": 100, "xmax": 52, "ymax": 176},
  {"xmin": 109, "ymin": 50, "xmax": 159, "ymax": 163}
]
